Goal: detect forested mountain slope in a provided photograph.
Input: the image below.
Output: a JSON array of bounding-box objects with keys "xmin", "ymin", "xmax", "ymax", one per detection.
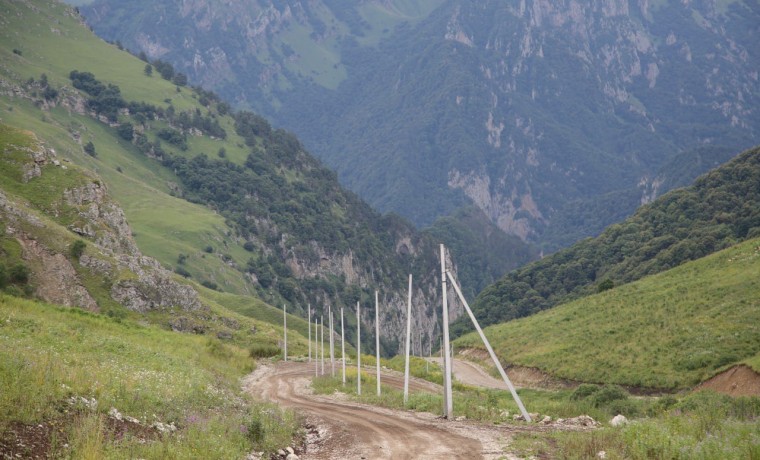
[
  {"xmin": 0, "ymin": 0, "xmax": 459, "ymax": 354},
  {"xmin": 78, "ymin": 0, "xmax": 760, "ymax": 250},
  {"xmin": 453, "ymin": 145, "xmax": 760, "ymax": 336}
]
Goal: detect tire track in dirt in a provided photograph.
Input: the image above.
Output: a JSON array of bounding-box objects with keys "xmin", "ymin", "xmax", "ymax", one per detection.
[{"xmin": 245, "ymin": 362, "xmax": 512, "ymax": 459}]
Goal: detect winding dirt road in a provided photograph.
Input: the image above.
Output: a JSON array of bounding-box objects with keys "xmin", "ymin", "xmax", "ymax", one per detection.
[{"xmin": 244, "ymin": 361, "xmax": 517, "ymax": 459}]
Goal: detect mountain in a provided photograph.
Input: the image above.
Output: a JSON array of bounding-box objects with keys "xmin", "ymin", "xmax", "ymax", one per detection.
[
  {"xmin": 0, "ymin": 0, "xmax": 462, "ymax": 355},
  {"xmin": 455, "ymin": 145, "xmax": 760, "ymax": 336},
  {"xmin": 455, "ymin": 236, "xmax": 760, "ymax": 390},
  {"xmin": 77, "ymin": 0, "xmax": 759, "ymax": 249}
]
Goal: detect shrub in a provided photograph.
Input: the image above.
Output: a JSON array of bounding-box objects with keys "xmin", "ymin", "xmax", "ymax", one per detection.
[
  {"xmin": 9, "ymin": 264, "xmax": 30, "ymax": 284},
  {"xmin": 591, "ymin": 385, "xmax": 629, "ymax": 408},
  {"xmin": 83, "ymin": 141, "xmax": 96, "ymax": 157},
  {"xmin": 174, "ymin": 266, "xmax": 191, "ymax": 278},
  {"xmin": 246, "ymin": 419, "xmax": 264, "ymax": 444},
  {"xmin": 70, "ymin": 240, "xmax": 86, "ymax": 259},
  {"xmin": 597, "ymin": 279, "xmax": 614, "ymax": 292},
  {"xmin": 0, "ymin": 264, "xmax": 8, "ymax": 288},
  {"xmin": 243, "ymin": 241, "xmax": 255, "ymax": 252},
  {"xmin": 249, "ymin": 343, "xmax": 280, "ymax": 359},
  {"xmin": 571, "ymin": 383, "xmax": 601, "ymax": 400},
  {"xmin": 201, "ymin": 280, "xmax": 218, "ymax": 290}
]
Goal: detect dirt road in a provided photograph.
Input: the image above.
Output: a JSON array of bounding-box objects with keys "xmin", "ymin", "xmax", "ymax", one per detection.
[
  {"xmin": 427, "ymin": 357, "xmax": 509, "ymax": 390},
  {"xmin": 244, "ymin": 361, "xmax": 517, "ymax": 459}
]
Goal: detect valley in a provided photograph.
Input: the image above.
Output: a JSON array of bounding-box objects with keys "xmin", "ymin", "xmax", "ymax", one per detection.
[{"xmin": 0, "ymin": 0, "xmax": 759, "ymax": 458}]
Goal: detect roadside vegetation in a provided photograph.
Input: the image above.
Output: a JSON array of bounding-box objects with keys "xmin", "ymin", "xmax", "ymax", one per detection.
[
  {"xmin": 0, "ymin": 294, "xmax": 300, "ymax": 458},
  {"xmin": 456, "ymin": 237, "xmax": 760, "ymax": 389}
]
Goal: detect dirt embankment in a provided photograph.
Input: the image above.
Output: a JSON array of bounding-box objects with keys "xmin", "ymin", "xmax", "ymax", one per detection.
[{"xmin": 696, "ymin": 365, "xmax": 760, "ymax": 397}]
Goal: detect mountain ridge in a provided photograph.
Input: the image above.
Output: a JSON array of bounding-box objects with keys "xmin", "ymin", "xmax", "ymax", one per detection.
[{"xmin": 78, "ymin": 0, "xmax": 760, "ymax": 249}]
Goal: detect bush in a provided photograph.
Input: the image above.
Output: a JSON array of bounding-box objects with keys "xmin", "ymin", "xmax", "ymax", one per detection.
[
  {"xmin": 243, "ymin": 241, "xmax": 255, "ymax": 252},
  {"xmin": 200, "ymin": 280, "xmax": 218, "ymax": 290},
  {"xmin": 0, "ymin": 264, "xmax": 8, "ymax": 288},
  {"xmin": 83, "ymin": 141, "xmax": 96, "ymax": 157},
  {"xmin": 249, "ymin": 343, "xmax": 280, "ymax": 359},
  {"xmin": 70, "ymin": 239, "xmax": 86, "ymax": 259},
  {"xmin": 246, "ymin": 419, "xmax": 264, "ymax": 444},
  {"xmin": 571, "ymin": 383, "xmax": 601, "ymax": 400},
  {"xmin": 9, "ymin": 264, "xmax": 30, "ymax": 284},
  {"xmin": 591, "ymin": 385, "xmax": 629, "ymax": 408},
  {"xmin": 174, "ymin": 266, "xmax": 191, "ymax": 278},
  {"xmin": 117, "ymin": 122, "xmax": 134, "ymax": 141}
]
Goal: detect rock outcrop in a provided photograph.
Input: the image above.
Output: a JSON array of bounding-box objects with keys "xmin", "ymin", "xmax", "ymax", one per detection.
[{"xmin": 0, "ymin": 127, "xmax": 201, "ymax": 313}]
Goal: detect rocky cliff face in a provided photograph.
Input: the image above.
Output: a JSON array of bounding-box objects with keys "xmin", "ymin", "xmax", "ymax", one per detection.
[
  {"xmin": 0, "ymin": 126, "xmax": 200, "ymax": 313},
  {"xmin": 80, "ymin": 0, "xmax": 759, "ymax": 250}
]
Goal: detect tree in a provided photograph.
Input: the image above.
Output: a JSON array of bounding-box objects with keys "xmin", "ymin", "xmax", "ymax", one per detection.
[
  {"xmin": 597, "ymin": 278, "xmax": 614, "ymax": 293},
  {"xmin": 172, "ymin": 73, "xmax": 188, "ymax": 86},
  {"xmin": 83, "ymin": 141, "xmax": 96, "ymax": 157},
  {"xmin": 9, "ymin": 264, "xmax": 30, "ymax": 284},
  {"xmin": 144, "ymin": 64, "xmax": 153, "ymax": 76},
  {"xmin": 117, "ymin": 122, "xmax": 134, "ymax": 142}
]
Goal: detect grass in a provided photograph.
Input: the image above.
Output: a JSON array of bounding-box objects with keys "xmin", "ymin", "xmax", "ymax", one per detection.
[
  {"xmin": 0, "ymin": 294, "xmax": 301, "ymax": 458},
  {"xmin": 456, "ymin": 237, "xmax": 760, "ymax": 390},
  {"xmin": 0, "ymin": 0, "xmax": 262, "ymax": 298}
]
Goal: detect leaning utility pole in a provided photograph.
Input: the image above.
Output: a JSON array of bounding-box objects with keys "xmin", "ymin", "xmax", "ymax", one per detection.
[
  {"xmin": 440, "ymin": 244, "xmax": 453, "ymax": 418},
  {"xmin": 446, "ymin": 270, "xmax": 531, "ymax": 422},
  {"xmin": 375, "ymin": 290, "xmax": 381, "ymax": 396},
  {"xmin": 403, "ymin": 274, "xmax": 413, "ymax": 404},
  {"xmin": 356, "ymin": 301, "xmax": 361, "ymax": 395}
]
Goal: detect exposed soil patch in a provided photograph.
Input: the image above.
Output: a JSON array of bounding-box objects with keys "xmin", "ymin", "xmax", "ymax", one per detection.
[
  {"xmin": 696, "ymin": 365, "xmax": 760, "ymax": 397},
  {"xmin": 444, "ymin": 349, "xmax": 576, "ymax": 390},
  {"xmin": 0, "ymin": 411, "xmax": 160, "ymax": 459}
]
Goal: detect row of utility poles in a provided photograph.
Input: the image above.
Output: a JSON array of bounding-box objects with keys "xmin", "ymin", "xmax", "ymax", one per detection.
[{"xmin": 281, "ymin": 244, "xmax": 531, "ymax": 421}]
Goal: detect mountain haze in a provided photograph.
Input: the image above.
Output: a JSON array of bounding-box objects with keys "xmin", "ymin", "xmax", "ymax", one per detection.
[
  {"xmin": 456, "ymin": 145, "xmax": 760, "ymax": 336},
  {"xmin": 0, "ymin": 0, "xmax": 466, "ymax": 355},
  {"xmin": 79, "ymin": 0, "xmax": 760, "ymax": 249}
]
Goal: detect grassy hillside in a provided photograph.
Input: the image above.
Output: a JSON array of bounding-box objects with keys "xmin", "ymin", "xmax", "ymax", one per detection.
[
  {"xmin": 0, "ymin": 0, "xmax": 460, "ymax": 358},
  {"xmin": 456, "ymin": 237, "xmax": 760, "ymax": 390},
  {"xmin": 0, "ymin": 294, "xmax": 300, "ymax": 458},
  {"xmin": 459, "ymin": 145, "xmax": 760, "ymax": 336}
]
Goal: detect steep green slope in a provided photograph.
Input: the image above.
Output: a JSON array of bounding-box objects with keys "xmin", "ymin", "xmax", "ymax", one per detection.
[
  {"xmin": 456, "ymin": 237, "xmax": 760, "ymax": 389},
  {"xmin": 455, "ymin": 145, "xmax": 760, "ymax": 336},
  {"xmin": 0, "ymin": 0, "xmax": 457, "ymax": 354}
]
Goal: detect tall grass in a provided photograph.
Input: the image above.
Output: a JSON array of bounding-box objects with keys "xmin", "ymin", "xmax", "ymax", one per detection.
[{"xmin": 0, "ymin": 295, "xmax": 301, "ymax": 457}]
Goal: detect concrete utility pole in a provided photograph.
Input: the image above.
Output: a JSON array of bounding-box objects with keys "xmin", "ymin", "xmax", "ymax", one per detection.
[
  {"xmin": 314, "ymin": 317, "xmax": 318, "ymax": 377},
  {"xmin": 440, "ymin": 244, "xmax": 453, "ymax": 418},
  {"xmin": 308, "ymin": 303, "xmax": 311, "ymax": 363},
  {"xmin": 375, "ymin": 290, "xmax": 381, "ymax": 396},
  {"xmin": 341, "ymin": 307, "xmax": 346, "ymax": 385},
  {"xmin": 446, "ymin": 270, "xmax": 532, "ymax": 422},
  {"xmin": 283, "ymin": 304, "xmax": 287, "ymax": 362},
  {"xmin": 356, "ymin": 301, "xmax": 361, "ymax": 395},
  {"xmin": 329, "ymin": 305, "xmax": 335, "ymax": 377},
  {"xmin": 403, "ymin": 274, "xmax": 412, "ymax": 404},
  {"xmin": 320, "ymin": 316, "xmax": 324, "ymax": 375}
]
